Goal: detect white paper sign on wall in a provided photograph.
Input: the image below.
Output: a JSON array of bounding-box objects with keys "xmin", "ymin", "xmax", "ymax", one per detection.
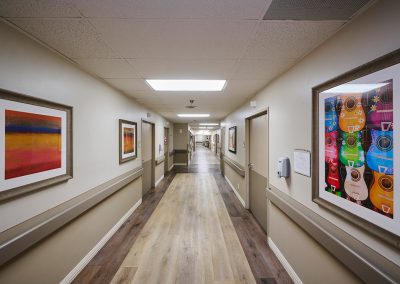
[{"xmin": 293, "ymin": 149, "xmax": 311, "ymax": 177}]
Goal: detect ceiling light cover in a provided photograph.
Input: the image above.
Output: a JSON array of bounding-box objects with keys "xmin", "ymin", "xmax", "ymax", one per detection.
[
  {"xmin": 199, "ymin": 123, "xmax": 219, "ymax": 126},
  {"xmin": 146, "ymin": 80, "xmax": 226, "ymax": 91},
  {"xmin": 178, "ymin": 114, "xmax": 210, "ymax": 118}
]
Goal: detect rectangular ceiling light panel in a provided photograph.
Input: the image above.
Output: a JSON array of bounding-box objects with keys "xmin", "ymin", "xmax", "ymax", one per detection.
[
  {"xmin": 177, "ymin": 114, "xmax": 210, "ymax": 118},
  {"xmin": 199, "ymin": 123, "xmax": 219, "ymax": 126},
  {"xmin": 146, "ymin": 80, "xmax": 226, "ymax": 91}
]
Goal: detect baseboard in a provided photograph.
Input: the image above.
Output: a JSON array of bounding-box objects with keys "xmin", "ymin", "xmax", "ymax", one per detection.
[
  {"xmin": 60, "ymin": 198, "xmax": 142, "ymax": 284},
  {"xmin": 267, "ymin": 237, "xmax": 302, "ymax": 284},
  {"xmin": 224, "ymin": 175, "xmax": 245, "ymax": 207},
  {"xmin": 155, "ymin": 175, "xmax": 164, "ymax": 187},
  {"xmin": 168, "ymin": 164, "xmax": 174, "ymax": 171}
]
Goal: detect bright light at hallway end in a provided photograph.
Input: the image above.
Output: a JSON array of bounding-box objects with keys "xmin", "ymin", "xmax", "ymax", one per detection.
[
  {"xmin": 199, "ymin": 123, "xmax": 219, "ymax": 126},
  {"xmin": 146, "ymin": 79, "xmax": 226, "ymax": 91},
  {"xmin": 178, "ymin": 114, "xmax": 210, "ymax": 118}
]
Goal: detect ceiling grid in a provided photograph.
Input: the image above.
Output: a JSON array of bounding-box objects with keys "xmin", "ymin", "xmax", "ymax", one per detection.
[{"xmin": 0, "ymin": 0, "xmax": 373, "ymax": 122}]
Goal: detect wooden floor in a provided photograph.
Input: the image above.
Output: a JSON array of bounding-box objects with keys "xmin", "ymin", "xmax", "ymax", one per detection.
[
  {"xmin": 191, "ymin": 145, "xmax": 220, "ymax": 165},
  {"xmin": 74, "ymin": 152, "xmax": 292, "ymax": 284},
  {"xmin": 112, "ymin": 173, "xmax": 255, "ymax": 284}
]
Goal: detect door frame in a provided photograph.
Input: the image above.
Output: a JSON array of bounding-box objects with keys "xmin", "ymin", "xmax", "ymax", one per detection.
[
  {"xmin": 142, "ymin": 119, "xmax": 155, "ymax": 188},
  {"xmin": 244, "ymin": 107, "xmax": 269, "ymax": 210},
  {"xmin": 220, "ymin": 127, "xmax": 225, "ymax": 176},
  {"xmin": 164, "ymin": 127, "xmax": 169, "ymax": 174}
]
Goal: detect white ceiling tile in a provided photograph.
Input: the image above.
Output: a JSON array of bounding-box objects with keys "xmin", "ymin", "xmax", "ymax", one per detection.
[
  {"xmin": 244, "ymin": 21, "xmax": 345, "ymax": 59},
  {"xmin": 0, "ymin": 0, "xmax": 81, "ymax": 18},
  {"xmin": 232, "ymin": 59, "xmax": 295, "ymax": 80},
  {"xmin": 74, "ymin": 59, "xmax": 140, "ymax": 78},
  {"xmin": 128, "ymin": 58, "xmax": 237, "ymax": 79},
  {"xmin": 74, "ymin": 0, "xmax": 270, "ymax": 20},
  {"xmin": 105, "ymin": 78, "xmax": 151, "ymax": 93},
  {"xmin": 90, "ymin": 19, "xmax": 256, "ymax": 59},
  {"xmin": 9, "ymin": 19, "xmax": 116, "ymax": 59},
  {"xmin": 223, "ymin": 79, "xmax": 268, "ymax": 98}
]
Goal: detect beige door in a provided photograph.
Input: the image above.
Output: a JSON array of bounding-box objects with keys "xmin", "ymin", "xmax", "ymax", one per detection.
[
  {"xmin": 164, "ymin": 127, "xmax": 169, "ymax": 174},
  {"xmin": 220, "ymin": 128, "xmax": 225, "ymax": 175},
  {"xmin": 142, "ymin": 121, "xmax": 154, "ymax": 196},
  {"xmin": 249, "ymin": 113, "xmax": 269, "ymax": 233}
]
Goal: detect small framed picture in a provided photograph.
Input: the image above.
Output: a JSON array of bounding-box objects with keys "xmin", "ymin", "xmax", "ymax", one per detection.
[
  {"xmin": 119, "ymin": 119, "xmax": 137, "ymax": 164},
  {"xmin": 312, "ymin": 49, "xmax": 400, "ymax": 245},
  {"xmin": 0, "ymin": 88, "xmax": 73, "ymax": 201},
  {"xmin": 228, "ymin": 126, "xmax": 237, "ymax": 154}
]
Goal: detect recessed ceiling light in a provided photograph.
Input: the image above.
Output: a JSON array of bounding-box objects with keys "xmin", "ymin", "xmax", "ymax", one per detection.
[
  {"xmin": 199, "ymin": 123, "xmax": 219, "ymax": 126},
  {"xmin": 146, "ymin": 80, "xmax": 226, "ymax": 91},
  {"xmin": 322, "ymin": 83, "xmax": 388, "ymax": 94},
  {"xmin": 178, "ymin": 114, "xmax": 210, "ymax": 118}
]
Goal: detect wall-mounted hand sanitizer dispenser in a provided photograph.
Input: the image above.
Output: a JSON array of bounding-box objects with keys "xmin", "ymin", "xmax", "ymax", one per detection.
[{"xmin": 277, "ymin": 157, "xmax": 290, "ymax": 178}]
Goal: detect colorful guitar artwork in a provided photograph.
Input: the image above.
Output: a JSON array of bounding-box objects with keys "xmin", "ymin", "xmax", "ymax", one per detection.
[
  {"xmin": 325, "ymin": 97, "xmax": 338, "ymax": 132},
  {"xmin": 344, "ymin": 165, "xmax": 368, "ymax": 202},
  {"xmin": 366, "ymin": 129, "xmax": 393, "ymax": 175},
  {"xmin": 367, "ymin": 81, "xmax": 393, "ymax": 130},
  {"xmin": 327, "ymin": 160, "xmax": 341, "ymax": 191},
  {"xmin": 325, "ymin": 130, "xmax": 338, "ymax": 163},
  {"xmin": 339, "ymin": 94, "xmax": 366, "ymax": 133},
  {"xmin": 339, "ymin": 131, "xmax": 365, "ymax": 168},
  {"xmin": 369, "ymin": 171, "xmax": 393, "ymax": 215}
]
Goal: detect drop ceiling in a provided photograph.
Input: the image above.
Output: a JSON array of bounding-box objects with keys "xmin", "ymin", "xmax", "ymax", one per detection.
[{"xmin": 0, "ymin": 0, "xmax": 372, "ymax": 123}]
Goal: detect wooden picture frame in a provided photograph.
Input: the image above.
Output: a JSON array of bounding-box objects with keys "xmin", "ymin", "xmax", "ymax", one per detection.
[
  {"xmin": 0, "ymin": 88, "xmax": 73, "ymax": 202},
  {"xmin": 228, "ymin": 126, "xmax": 237, "ymax": 154},
  {"xmin": 119, "ymin": 119, "xmax": 137, "ymax": 164},
  {"xmin": 312, "ymin": 49, "xmax": 400, "ymax": 246}
]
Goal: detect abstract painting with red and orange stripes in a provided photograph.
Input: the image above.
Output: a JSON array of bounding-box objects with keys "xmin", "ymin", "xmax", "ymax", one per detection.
[{"xmin": 5, "ymin": 110, "xmax": 62, "ymax": 179}]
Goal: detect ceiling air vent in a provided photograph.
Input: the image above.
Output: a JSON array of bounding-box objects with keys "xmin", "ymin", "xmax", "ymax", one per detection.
[
  {"xmin": 185, "ymin": 100, "xmax": 197, "ymax": 109},
  {"xmin": 263, "ymin": 0, "xmax": 371, "ymax": 21}
]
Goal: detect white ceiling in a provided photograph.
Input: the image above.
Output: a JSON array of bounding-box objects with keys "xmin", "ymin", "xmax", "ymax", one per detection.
[{"xmin": 0, "ymin": 0, "xmax": 371, "ymax": 123}]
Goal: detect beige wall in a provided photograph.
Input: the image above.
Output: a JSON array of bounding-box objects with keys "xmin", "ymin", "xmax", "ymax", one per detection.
[
  {"xmin": 0, "ymin": 19, "xmax": 172, "ymax": 281},
  {"xmin": 0, "ymin": 178, "xmax": 142, "ymax": 284},
  {"xmin": 221, "ymin": 0, "xmax": 400, "ymax": 279},
  {"xmin": 0, "ymin": 21, "xmax": 171, "ymax": 232}
]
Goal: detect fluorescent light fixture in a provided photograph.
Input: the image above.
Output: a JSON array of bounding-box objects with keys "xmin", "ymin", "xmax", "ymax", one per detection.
[
  {"xmin": 199, "ymin": 123, "xmax": 219, "ymax": 126},
  {"xmin": 178, "ymin": 114, "xmax": 210, "ymax": 118},
  {"xmin": 322, "ymin": 83, "xmax": 388, "ymax": 94},
  {"xmin": 146, "ymin": 79, "xmax": 226, "ymax": 91}
]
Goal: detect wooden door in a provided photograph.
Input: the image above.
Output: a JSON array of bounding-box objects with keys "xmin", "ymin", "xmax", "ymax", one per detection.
[
  {"xmin": 164, "ymin": 128, "xmax": 169, "ymax": 174},
  {"xmin": 142, "ymin": 121, "xmax": 153, "ymax": 196},
  {"xmin": 249, "ymin": 113, "xmax": 269, "ymax": 233}
]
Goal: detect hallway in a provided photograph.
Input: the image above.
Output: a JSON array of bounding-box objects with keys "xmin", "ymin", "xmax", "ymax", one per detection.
[
  {"xmin": 191, "ymin": 145, "xmax": 220, "ymax": 165},
  {"xmin": 1, "ymin": 1, "xmax": 399, "ymax": 283}
]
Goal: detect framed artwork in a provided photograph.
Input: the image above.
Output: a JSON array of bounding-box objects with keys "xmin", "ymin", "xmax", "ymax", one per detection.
[
  {"xmin": 312, "ymin": 49, "xmax": 400, "ymax": 245},
  {"xmin": 119, "ymin": 119, "xmax": 137, "ymax": 164},
  {"xmin": 228, "ymin": 126, "xmax": 237, "ymax": 154},
  {"xmin": 0, "ymin": 89, "xmax": 73, "ymax": 202}
]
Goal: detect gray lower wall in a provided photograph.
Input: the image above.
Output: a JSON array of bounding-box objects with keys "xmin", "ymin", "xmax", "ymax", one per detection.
[
  {"xmin": 0, "ymin": 178, "xmax": 142, "ymax": 284},
  {"xmin": 224, "ymin": 162, "xmax": 246, "ymax": 201},
  {"xmin": 155, "ymin": 162, "xmax": 164, "ymax": 183},
  {"xmin": 269, "ymin": 202, "xmax": 362, "ymax": 284},
  {"xmin": 174, "ymin": 152, "xmax": 188, "ymax": 164},
  {"xmin": 168, "ymin": 154, "xmax": 174, "ymax": 169}
]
